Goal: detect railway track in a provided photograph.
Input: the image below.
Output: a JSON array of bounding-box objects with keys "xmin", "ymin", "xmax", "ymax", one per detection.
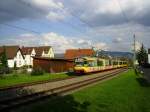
[
  {"xmin": 0, "ymin": 68, "xmax": 127, "ymax": 91},
  {"xmin": 0, "ymin": 75, "xmax": 77, "ymax": 91},
  {"xmin": 0, "ymin": 68, "xmax": 127, "ymax": 111}
]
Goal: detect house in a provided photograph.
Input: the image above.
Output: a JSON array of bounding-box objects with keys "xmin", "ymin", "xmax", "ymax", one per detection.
[
  {"xmin": 21, "ymin": 47, "xmax": 36, "ymax": 66},
  {"xmin": 22, "ymin": 46, "xmax": 54, "ymax": 66},
  {"xmin": 65, "ymin": 49, "xmax": 95, "ymax": 60},
  {"xmin": 0, "ymin": 46, "xmax": 24, "ymax": 68},
  {"xmin": 148, "ymin": 49, "xmax": 150, "ymax": 64}
]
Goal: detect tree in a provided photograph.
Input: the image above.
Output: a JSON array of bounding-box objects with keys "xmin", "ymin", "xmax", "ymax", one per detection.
[
  {"xmin": 136, "ymin": 44, "xmax": 148, "ymax": 66},
  {"xmin": 0, "ymin": 46, "xmax": 9, "ymax": 74},
  {"xmin": 14, "ymin": 61, "xmax": 17, "ymax": 70},
  {"xmin": 1, "ymin": 46, "xmax": 8, "ymax": 68}
]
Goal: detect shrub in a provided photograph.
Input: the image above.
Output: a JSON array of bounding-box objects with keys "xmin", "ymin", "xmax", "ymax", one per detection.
[
  {"xmin": 14, "ymin": 61, "xmax": 17, "ymax": 70},
  {"xmin": 12, "ymin": 73, "xmax": 19, "ymax": 77},
  {"xmin": 21, "ymin": 69, "xmax": 27, "ymax": 74},
  {"xmin": 142, "ymin": 63, "xmax": 150, "ymax": 68},
  {"xmin": 0, "ymin": 66, "xmax": 11, "ymax": 74},
  {"xmin": 31, "ymin": 67, "xmax": 44, "ymax": 76}
]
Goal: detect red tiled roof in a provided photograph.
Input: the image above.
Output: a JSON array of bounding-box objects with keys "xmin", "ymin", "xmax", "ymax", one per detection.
[
  {"xmin": 65, "ymin": 49, "xmax": 95, "ymax": 59},
  {"xmin": 0, "ymin": 46, "xmax": 20, "ymax": 59},
  {"xmin": 21, "ymin": 46, "xmax": 51, "ymax": 56},
  {"xmin": 35, "ymin": 46, "xmax": 50, "ymax": 56},
  {"xmin": 22, "ymin": 47, "xmax": 34, "ymax": 55}
]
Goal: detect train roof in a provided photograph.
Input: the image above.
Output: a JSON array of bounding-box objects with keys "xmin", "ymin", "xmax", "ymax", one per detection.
[
  {"xmin": 76, "ymin": 56, "xmax": 127, "ymax": 61},
  {"xmin": 83, "ymin": 57, "xmax": 97, "ymax": 61}
]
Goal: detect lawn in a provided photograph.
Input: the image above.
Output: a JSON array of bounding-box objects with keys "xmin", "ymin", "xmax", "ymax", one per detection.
[
  {"xmin": 0, "ymin": 73, "xmax": 70, "ymax": 88},
  {"xmin": 15, "ymin": 69, "xmax": 150, "ymax": 112}
]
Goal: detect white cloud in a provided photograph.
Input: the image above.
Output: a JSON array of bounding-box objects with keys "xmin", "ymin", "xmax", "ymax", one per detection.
[
  {"xmin": 46, "ymin": 9, "xmax": 68, "ymax": 21},
  {"xmin": 93, "ymin": 43, "xmax": 108, "ymax": 50},
  {"xmin": 0, "ymin": 32, "xmax": 108, "ymax": 53},
  {"xmin": 1, "ymin": 0, "xmax": 150, "ymax": 53},
  {"xmin": 64, "ymin": 0, "xmax": 150, "ymax": 26},
  {"xmin": 0, "ymin": 0, "xmax": 67, "ymax": 23},
  {"xmin": 112, "ymin": 37, "xmax": 123, "ymax": 43},
  {"xmin": 42, "ymin": 32, "xmax": 75, "ymax": 52},
  {"xmin": 30, "ymin": 0, "xmax": 64, "ymax": 9}
]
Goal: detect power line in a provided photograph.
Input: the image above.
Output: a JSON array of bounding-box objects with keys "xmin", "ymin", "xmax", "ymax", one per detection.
[
  {"xmin": 114, "ymin": 0, "xmax": 130, "ymax": 23},
  {"xmin": 1, "ymin": 0, "xmax": 110, "ymax": 39},
  {"xmin": 0, "ymin": 7, "xmax": 85, "ymax": 36},
  {"xmin": 0, "ymin": 1, "xmax": 111, "ymax": 49},
  {"xmin": 115, "ymin": 0, "xmax": 138, "ymax": 67},
  {"xmin": 68, "ymin": 12, "xmax": 94, "ymax": 28},
  {"xmin": 0, "ymin": 23, "xmax": 42, "ymax": 35},
  {"xmin": 18, "ymin": 0, "xmax": 91, "ymax": 33}
]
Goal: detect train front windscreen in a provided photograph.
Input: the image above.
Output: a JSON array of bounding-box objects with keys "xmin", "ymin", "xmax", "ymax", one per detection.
[{"xmin": 75, "ymin": 58, "xmax": 88, "ymax": 67}]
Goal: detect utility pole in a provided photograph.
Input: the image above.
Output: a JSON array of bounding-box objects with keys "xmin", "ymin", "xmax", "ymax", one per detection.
[{"xmin": 133, "ymin": 34, "xmax": 136, "ymax": 69}]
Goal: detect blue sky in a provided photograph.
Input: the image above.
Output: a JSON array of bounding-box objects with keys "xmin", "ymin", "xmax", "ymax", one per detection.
[{"xmin": 0, "ymin": 0, "xmax": 150, "ymax": 53}]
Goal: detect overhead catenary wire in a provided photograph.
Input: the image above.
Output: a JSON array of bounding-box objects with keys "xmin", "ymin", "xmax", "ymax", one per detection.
[
  {"xmin": 2, "ymin": 0, "xmax": 112, "ymax": 37},
  {"xmin": 0, "ymin": 23, "xmax": 42, "ymax": 35},
  {"xmin": 0, "ymin": 5, "xmax": 87, "ymax": 37},
  {"xmin": 114, "ymin": 0, "xmax": 139, "ymax": 67},
  {"xmin": 1, "ymin": 0, "xmax": 133, "ymax": 49},
  {"xmin": 114, "ymin": 0, "xmax": 130, "ymax": 23},
  {"xmin": 0, "ymin": 2, "xmax": 97, "ymax": 48}
]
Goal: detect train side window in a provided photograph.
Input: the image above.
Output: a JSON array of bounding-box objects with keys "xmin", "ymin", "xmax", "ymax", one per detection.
[
  {"xmin": 113, "ymin": 61, "xmax": 118, "ymax": 65},
  {"xmin": 84, "ymin": 61, "xmax": 87, "ymax": 64},
  {"xmin": 97, "ymin": 61, "xmax": 103, "ymax": 66},
  {"xmin": 88, "ymin": 61, "xmax": 94, "ymax": 67},
  {"xmin": 113, "ymin": 61, "xmax": 116, "ymax": 65},
  {"xmin": 105, "ymin": 60, "xmax": 109, "ymax": 66},
  {"xmin": 109, "ymin": 60, "xmax": 112, "ymax": 65}
]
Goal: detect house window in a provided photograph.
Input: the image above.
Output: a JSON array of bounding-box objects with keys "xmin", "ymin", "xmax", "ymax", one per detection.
[
  {"xmin": 19, "ymin": 54, "xmax": 22, "ymax": 59},
  {"xmin": 19, "ymin": 61, "xmax": 21, "ymax": 65}
]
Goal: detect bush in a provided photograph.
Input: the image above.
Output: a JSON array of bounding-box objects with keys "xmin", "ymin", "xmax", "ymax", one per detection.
[
  {"xmin": 31, "ymin": 67, "xmax": 44, "ymax": 76},
  {"xmin": 142, "ymin": 63, "xmax": 150, "ymax": 68},
  {"xmin": 21, "ymin": 69, "xmax": 27, "ymax": 74},
  {"xmin": 0, "ymin": 66, "xmax": 11, "ymax": 74}
]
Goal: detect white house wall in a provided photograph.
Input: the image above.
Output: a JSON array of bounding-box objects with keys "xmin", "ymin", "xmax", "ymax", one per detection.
[
  {"xmin": 8, "ymin": 59, "xmax": 15, "ymax": 68},
  {"xmin": 24, "ymin": 55, "xmax": 33, "ymax": 66},
  {"xmin": 50, "ymin": 48, "xmax": 54, "ymax": 58},
  {"xmin": 148, "ymin": 54, "xmax": 150, "ymax": 64},
  {"xmin": 31, "ymin": 49, "xmax": 36, "ymax": 56},
  {"xmin": 14, "ymin": 50, "xmax": 24, "ymax": 67},
  {"xmin": 7, "ymin": 50, "xmax": 24, "ymax": 68},
  {"xmin": 24, "ymin": 49, "xmax": 36, "ymax": 66},
  {"xmin": 7, "ymin": 47, "xmax": 55, "ymax": 68},
  {"xmin": 42, "ymin": 48, "xmax": 54, "ymax": 58}
]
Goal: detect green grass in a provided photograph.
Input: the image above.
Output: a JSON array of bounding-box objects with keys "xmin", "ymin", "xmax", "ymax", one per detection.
[
  {"xmin": 15, "ymin": 69, "xmax": 150, "ymax": 112},
  {"xmin": 0, "ymin": 73, "xmax": 70, "ymax": 88}
]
